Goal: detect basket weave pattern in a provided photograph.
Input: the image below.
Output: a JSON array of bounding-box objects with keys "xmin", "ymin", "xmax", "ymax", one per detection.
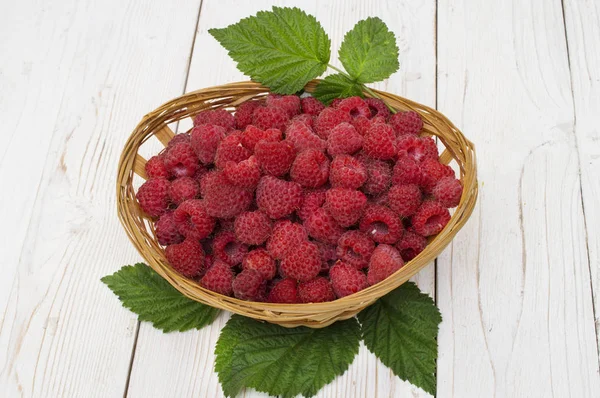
[{"xmin": 117, "ymin": 80, "xmax": 477, "ymax": 328}]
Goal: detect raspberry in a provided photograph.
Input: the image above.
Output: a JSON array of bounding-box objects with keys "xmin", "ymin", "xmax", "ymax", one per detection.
[
  {"xmin": 167, "ymin": 133, "xmax": 191, "ymax": 148},
  {"xmin": 193, "ymin": 108, "xmax": 235, "ymax": 131},
  {"xmin": 432, "ymin": 177, "xmax": 462, "ymax": 208},
  {"xmin": 163, "ymin": 142, "xmax": 198, "ymax": 178},
  {"xmin": 256, "ymin": 176, "xmax": 303, "ymax": 219},
  {"xmin": 173, "ymin": 199, "xmax": 215, "ymax": 240},
  {"xmin": 223, "ymin": 156, "xmax": 261, "ymax": 189},
  {"xmin": 331, "ymin": 98, "xmax": 343, "ymax": 108},
  {"xmin": 304, "ymin": 207, "xmax": 344, "ymax": 245},
  {"xmin": 359, "ymin": 204, "xmax": 404, "ymax": 244},
  {"xmin": 290, "ymin": 149, "xmax": 330, "ymax": 188},
  {"xmin": 327, "ymin": 122, "xmax": 364, "ymax": 156},
  {"xmin": 364, "ymin": 98, "xmax": 390, "ymax": 119},
  {"xmin": 279, "ymin": 241, "xmax": 321, "ymax": 282},
  {"xmin": 324, "ymin": 188, "xmax": 367, "ymax": 227},
  {"xmin": 289, "ymin": 113, "xmax": 315, "ymax": 129},
  {"xmin": 372, "ymin": 192, "xmax": 389, "ymax": 206},
  {"xmin": 387, "ymin": 184, "xmax": 423, "ymax": 218},
  {"xmin": 396, "ymin": 230, "xmax": 427, "ymax": 261},
  {"xmin": 301, "ymin": 96, "xmax": 325, "ymax": 115},
  {"xmin": 200, "ymin": 259, "xmax": 234, "ymax": 296},
  {"xmin": 235, "ymin": 100, "xmax": 263, "ymax": 129},
  {"xmin": 330, "ymin": 155, "xmax": 368, "ymax": 189},
  {"xmin": 392, "ymin": 156, "xmax": 422, "ymax": 185},
  {"xmin": 233, "ymin": 269, "xmax": 267, "ymax": 301},
  {"xmin": 389, "ymin": 110, "xmax": 423, "ymax": 136},
  {"xmin": 419, "ymin": 158, "xmax": 454, "ymax": 193},
  {"xmin": 314, "ymin": 108, "xmax": 352, "ymax": 139},
  {"xmin": 298, "ymin": 277, "xmax": 335, "ymax": 303},
  {"xmin": 214, "ymin": 132, "xmax": 251, "ymax": 169},
  {"xmin": 351, "ymin": 115, "xmax": 386, "ymax": 136},
  {"xmin": 266, "ymin": 220, "xmax": 308, "ymax": 259},
  {"xmin": 411, "ymin": 201, "xmax": 451, "ymax": 236},
  {"xmin": 204, "ymin": 253, "xmax": 214, "ymax": 272},
  {"xmin": 367, "ymin": 244, "xmax": 404, "ymax": 286},
  {"xmin": 213, "ymin": 230, "xmax": 248, "ymax": 266},
  {"xmin": 202, "ymin": 171, "xmax": 253, "ymax": 218},
  {"xmin": 219, "ymin": 218, "xmax": 235, "ymax": 231},
  {"xmin": 240, "ymin": 125, "xmax": 282, "ymax": 151},
  {"xmin": 360, "ymin": 157, "xmax": 392, "ymax": 195},
  {"xmin": 396, "ymin": 135, "xmax": 438, "ymax": 163},
  {"xmin": 252, "ymin": 106, "xmax": 290, "ymax": 131},
  {"xmin": 242, "ymin": 248, "xmax": 276, "ymax": 280},
  {"xmin": 190, "ymin": 124, "xmax": 227, "ymax": 165},
  {"xmin": 168, "ymin": 177, "xmax": 199, "ymax": 205},
  {"xmin": 145, "ymin": 155, "xmax": 168, "ymax": 178},
  {"xmin": 267, "ymin": 278, "xmax": 298, "ymax": 303},
  {"xmin": 285, "ymin": 121, "xmax": 326, "ymax": 152},
  {"xmin": 297, "ymin": 188, "xmax": 327, "ymax": 221},
  {"xmin": 336, "ymin": 230, "xmax": 375, "ymax": 269},
  {"xmin": 363, "ymin": 123, "xmax": 397, "ymax": 160},
  {"xmin": 337, "ymin": 96, "xmax": 371, "ymax": 118},
  {"xmin": 314, "ymin": 241, "xmax": 337, "ymax": 272},
  {"xmin": 266, "ymin": 94, "xmax": 301, "ymax": 117},
  {"xmin": 155, "ymin": 212, "xmax": 184, "ymax": 246},
  {"xmin": 234, "ymin": 211, "xmax": 272, "ymax": 245},
  {"xmin": 330, "ymin": 261, "xmax": 367, "ymax": 298},
  {"xmin": 136, "ymin": 178, "xmax": 170, "ymax": 218},
  {"xmin": 255, "ymin": 140, "xmax": 296, "ymax": 176},
  {"xmin": 165, "ymin": 238, "xmax": 205, "ymax": 278}
]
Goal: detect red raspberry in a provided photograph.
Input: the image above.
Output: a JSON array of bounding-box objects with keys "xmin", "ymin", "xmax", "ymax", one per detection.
[
  {"xmin": 193, "ymin": 108, "xmax": 235, "ymax": 131},
  {"xmin": 411, "ymin": 201, "xmax": 451, "ymax": 236},
  {"xmin": 234, "ymin": 211, "xmax": 272, "ymax": 245},
  {"xmin": 190, "ymin": 124, "xmax": 227, "ymax": 165},
  {"xmin": 359, "ymin": 204, "xmax": 404, "ymax": 244},
  {"xmin": 337, "ymin": 230, "xmax": 375, "ymax": 269},
  {"xmin": 314, "ymin": 107, "xmax": 352, "ymax": 139},
  {"xmin": 330, "ymin": 261, "xmax": 368, "ymax": 298},
  {"xmin": 266, "ymin": 220, "xmax": 308, "ymax": 259},
  {"xmin": 240, "ymin": 125, "xmax": 282, "ymax": 151},
  {"xmin": 363, "ymin": 123, "xmax": 397, "ymax": 160},
  {"xmin": 396, "ymin": 230, "xmax": 427, "ymax": 261},
  {"xmin": 204, "ymin": 254, "xmax": 214, "ymax": 272},
  {"xmin": 387, "ymin": 184, "xmax": 423, "ymax": 218},
  {"xmin": 214, "ymin": 132, "xmax": 251, "ymax": 169},
  {"xmin": 372, "ymin": 192, "xmax": 389, "ymax": 206},
  {"xmin": 266, "ymin": 94, "xmax": 301, "ymax": 117},
  {"xmin": 267, "ymin": 278, "xmax": 298, "ymax": 303},
  {"xmin": 290, "ymin": 149, "xmax": 330, "ymax": 188},
  {"xmin": 219, "ymin": 218, "xmax": 235, "ymax": 232},
  {"xmin": 235, "ymin": 100, "xmax": 263, "ymax": 130},
  {"xmin": 255, "ymin": 140, "xmax": 296, "ymax": 176},
  {"xmin": 202, "ymin": 172, "xmax": 253, "ymax": 218},
  {"xmin": 233, "ymin": 269, "xmax": 267, "ymax": 301},
  {"xmin": 145, "ymin": 155, "xmax": 168, "ymax": 178},
  {"xmin": 300, "ymin": 96, "xmax": 324, "ymax": 115},
  {"xmin": 396, "ymin": 135, "xmax": 438, "ymax": 163},
  {"xmin": 351, "ymin": 115, "xmax": 386, "ymax": 136},
  {"xmin": 256, "ymin": 176, "xmax": 303, "ymax": 219},
  {"xmin": 173, "ymin": 199, "xmax": 215, "ymax": 240},
  {"xmin": 432, "ymin": 177, "xmax": 462, "ymax": 208},
  {"xmin": 279, "ymin": 241, "xmax": 321, "ymax": 282},
  {"xmin": 252, "ymin": 106, "xmax": 290, "ymax": 131},
  {"xmin": 223, "ymin": 156, "xmax": 261, "ymax": 189},
  {"xmin": 242, "ymin": 248, "xmax": 276, "ymax": 280},
  {"xmin": 331, "ymin": 98, "xmax": 343, "ymax": 108},
  {"xmin": 165, "ymin": 238, "xmax": 205, "ymax": 278},
  {"xmin": 337, "ymin": 96, "xmax": 371, "ymax": 118},
  {"xmin": 304, "ymin": 207, "xmax": 344, "ymax": 245},
  {"xmin": 314, "ymin": 241, "xmax": 337, "ymax": 272},
  {"xmin": 364, "ymin": 98, "xmax": 390, "ymax": 119},
  {"xmin": 155, "ymin": 212, "xmax": 184, "ymax": 246},
  {"xmin": 392, "ymin": 156, "xmax": 422, "ymax": 185},
  {"xmin": 420, "ymin": 158, "xmax": 454, "ymax": 193},
  {"xmin": 136, "ymin": 178, "xmax": 170, "ymax": 218},
  {"xmin": 213, "ymin": 230, "xmax": 248, "ymax": 266},
  {"xmin": 390, "ymin": 110, "xmax": 423, "ymax": 136},
  {"xmin": 168, "ymin": 177, "xmax": 199, "ymax": 205},
  {"xmin": 200, "ymin": 259, "xmax": 234, "ymax": 296},
  {"xmin": 327, "ymin": 123, "xmax": 364, "ymax": 156},
  {"xmin": 367, "ymin": 244, "xmax": 404, "ymax": 286},
  {"xmin": 289, "ymin": 113, "xmax": 315, "ymax": 129},
  {"xmin": 360, "ymin": 157, "xmax": 392, "ymax": 195},
  {"xmin": 167, "ymin": 133, "xmax": 191, "ymax": 148},
  {"xmin": 163, "ymin": 142, "xmax": 198, "ymax": 178},
  {"xmin": 285, "ymin": 121, "xmax": 326, "ymax": 152},
  {"xmin": 297, "ymin": 188, "xmax": 327, "ymax": 221},
  {"xmin": 324, "ymin": 188, "xmax": 367, "ymax": 227},
  {"xmin": 298, "ymin": 277, "xmax": 335, "ymax": 303},
  {"xmin": 330, "ymin": 155, "xmax": 368, "ymax": 189}
]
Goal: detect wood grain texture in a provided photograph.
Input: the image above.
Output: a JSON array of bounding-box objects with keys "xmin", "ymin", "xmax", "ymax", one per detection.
[
  {"xmin": 436, "ymin": 0, "xmax": 600, "ymax": 396},
  {"xmin": 0, "ymin": 0, "xmax": 201, "ymax": 396}
]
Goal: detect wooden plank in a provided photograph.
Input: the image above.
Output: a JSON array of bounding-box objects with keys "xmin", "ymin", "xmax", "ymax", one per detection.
[
  {"xmin": 0, "ymin": 0, "xmax": 201, "ymax": 396},
  {"xmin": 126, "ymin": 1, "xmax": 437, "ymax": 397},
  {"xmin": 436, "ymin": 0, "xmax": 600, "ymax": 396}
]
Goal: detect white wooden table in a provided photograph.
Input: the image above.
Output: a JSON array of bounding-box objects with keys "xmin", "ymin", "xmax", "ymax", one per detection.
[{"xmin": 1, "ymin": 0, "xmax": 599, "ymax": 396}]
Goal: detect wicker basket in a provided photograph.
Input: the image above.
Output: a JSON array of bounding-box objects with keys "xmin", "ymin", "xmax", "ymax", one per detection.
[{"xmin": 117, "ymin": 80, "xmax": 477, "ymax": 328}]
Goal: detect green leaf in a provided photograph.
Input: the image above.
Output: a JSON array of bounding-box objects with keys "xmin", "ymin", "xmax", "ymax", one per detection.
[
  {"xmin": 357, "ymin": 282, "xmax": 441, "ymax": 396},
  {"xmin": 215, "ymin": 315, "xmax": 361, "ymax": 398},
  {"xmin": 101, "ymin": 263, "xmax": 219, "ymax": 333},
  {"xmin": 338, "ymin": 17, "xmax": 399, "ymax": 84},
  {"xmin": 209, "ymin": 7, "xmax": 331, "ymax": 94},
  {"xmin": 313, "ymin": 73, "xmax": 364, "ymax": 105}
]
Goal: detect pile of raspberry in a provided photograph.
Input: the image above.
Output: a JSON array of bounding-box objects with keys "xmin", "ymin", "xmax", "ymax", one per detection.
[{"xmin": 136, "ymin": 94, "xmax": 462, "ymax": 303}]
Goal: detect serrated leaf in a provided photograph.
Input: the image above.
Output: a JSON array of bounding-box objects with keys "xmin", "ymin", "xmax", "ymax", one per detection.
[
  {"xmin": 313, "ymin": 73, "xmax": 364, "ymax": 105},
  {"xmin": 215, "ymin": 315, "xmax": 361, "ymax": 398},
  {"xmin": 357, "ymin": 282, "xmax": 441, "ymax": 396},
  {"xmin": 101, "ymin": 263, "xmax": 219, "ymax": 333},
  {"xmin": 338, "ymin": 17, "xmax": 399, "ymax": 83},
  {"xmin": 209, "ymin": 7, "xmax": 331, "ymax": 94}
]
